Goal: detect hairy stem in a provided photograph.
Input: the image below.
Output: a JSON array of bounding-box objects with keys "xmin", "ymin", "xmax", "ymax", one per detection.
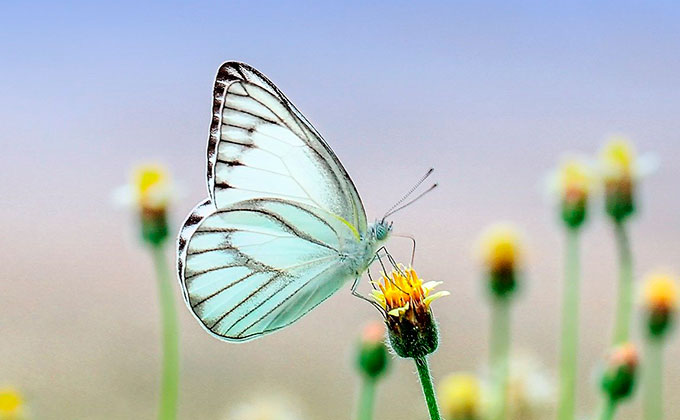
[{"xmin": 414, "ymin": 356, "xmax": 442, "ymax": 420}]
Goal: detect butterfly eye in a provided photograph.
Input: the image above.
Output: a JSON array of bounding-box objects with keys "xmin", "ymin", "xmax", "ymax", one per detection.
[{"xmin": 375, "ymin": 223, "xmax": 389, "ymax": 241}]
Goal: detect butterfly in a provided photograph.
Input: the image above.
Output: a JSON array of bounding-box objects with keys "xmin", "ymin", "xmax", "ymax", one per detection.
[{"xmin": 177, "ymin": 62, "xmax": 423, "ymax": 342}]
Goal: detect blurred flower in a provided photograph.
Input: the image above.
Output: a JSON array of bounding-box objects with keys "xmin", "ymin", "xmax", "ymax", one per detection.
[
  {"xmin": 548, "ymin": 156, "xmax": 594, "ymax": 229},
  {"xmin": 504, "ymin": 355, "xmax": 555, "ymax": 420},
  {"xmin": 439, "ymin": 373, "xmax": 482, "ymax": 420},
  {"xmin": 599, "ymin": 137, "xmax": 656, "ymax": 223},
  {"xmin": 227, "ymin": 396, "xmax": 304, "ymax": 420},
  {"xmin": 477, "ymin": 223, "xmax": 525, "ymax": 299},
  {"xmin": 114, "ymin": 163, "xmax": 175, "ymax": 245},
  {"xmin": 0, "ymin": 388, "xmax": 25, "ymax": 419},
  {"xmin": 601, "ymin": 343, "xmax": 638, "ymax": 403},
  {"xmin": 642, "ymin": 271, "xmax": 677, "ymax": 338},
  {"xmin": 356, "ymin": 321, "xmax": 390, "ymax": 379},
  {"xmin": 371, "ymin": 265, "xmax": 448, "ymax": 358}
]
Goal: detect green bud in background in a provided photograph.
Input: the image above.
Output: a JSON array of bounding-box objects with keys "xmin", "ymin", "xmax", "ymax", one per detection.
[
  {"xmin": 601, "ymin": 343, "xmax": 638, "ymax": 402},
  {"xmin": 357, "ymin": 321, "xmax": 390, "ymax": 379}
]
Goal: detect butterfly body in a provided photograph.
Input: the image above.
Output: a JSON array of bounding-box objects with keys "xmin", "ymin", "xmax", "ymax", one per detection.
[{"xmin": 177, "ymin": 62, "xmax": 391, "ymax": 342}]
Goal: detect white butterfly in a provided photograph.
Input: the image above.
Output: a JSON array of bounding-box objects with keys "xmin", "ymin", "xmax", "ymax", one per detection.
[{"xmin": 176, "ymin": 62, "xmax": 396, "ymax": 342}]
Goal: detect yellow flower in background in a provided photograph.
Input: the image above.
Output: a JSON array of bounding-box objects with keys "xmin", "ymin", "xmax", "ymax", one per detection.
[
  {"xmin": 478, "ymin": 224, "xmax": 523, "ymax": 273},
  {"xmin": 114, "ymin": 163, "xmax": 176, "ymax": 245},
  {"xmin": 643, "ymin": 272, "xmax": 677, "ymax": 312},
  {"xmin": 601, "ymin": 137, "xmax": 635, "ymax": 181},
  {"xmin": 439, "ymin": 373, "xmax": 482, "ymax": 420},
  {"xmin": 372, "ymin": 266, "xmax": 448, "ymax": 358},
  {"xmin": 642, "ymin": 271, "xmax": 678, "ymax": 338},
  {"xmin": 550, "ymin": 156, "xmax": 595, "ymax": 229},
  {"xmin": 557, "ymin": 158, "xmax": 594, "ymax": 201},
  {"xmin": 477, "ymin": 223, "xmax": 525, "ymax": 298},
  {"xmin": 0, "ymin": 388, "xmax": 24, "ymax": 419},
  {"xmin": 132, "ymin": 163, "xmax": 173, "ymax": 212},
  {"xmin": 599, "ymin": 136, "xmax": 656, "ymax": 222}
]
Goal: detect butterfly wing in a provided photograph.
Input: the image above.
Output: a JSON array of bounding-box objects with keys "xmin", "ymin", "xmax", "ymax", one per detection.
[
  {"xmin": 206, "ymin": 61, "xmax": 367, "ymax": 234},
  {"xmin": 177, "ymin": 198, "xmax": 360, "ymax": 341},
  {"xmin": 178, "ymin": 62, "xmax": 373, "ymax": 341}
]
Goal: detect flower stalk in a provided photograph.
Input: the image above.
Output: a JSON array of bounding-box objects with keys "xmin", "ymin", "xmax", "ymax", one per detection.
[
  {"xmin": 151, "ymin": 244, "xmax": 180, "ymax": 420},
  {"xmin": 643, "ymin": 338, "xmax": 663, "ymax": 420},
  {"xmin": 490, "ymin": 297, "xmax": 510, "ymax": 420},
  {"xmin": 558, "ymin": 228, "xmax": 581, "ymax": 420},
  {"xmin": 612, "ymin": 221, "xmax": 633, "ymax": 345},
  {"xmin": 415, "ymin": 356, "xmax": 442, "ymax": 420}
]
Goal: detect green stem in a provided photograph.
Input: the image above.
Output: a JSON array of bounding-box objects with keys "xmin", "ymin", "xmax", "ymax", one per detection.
[
  {"xmin": 490, "ymin": 299, "xmax": 511, "ymax": 420},
  {"xmin": 151, "ymin": 245, "xmax": 180, "ymax": 420},
  {"xmin": 414, "ymin": 356, "xmax": 442, "ymax": 420},
  {"xmin": 599, "ymin": 399, "xmax": 617, "ymax": 420},
  {"xmin": 612, "ymin": 221, "xmax": 633, "ymax": 345},
  {"xmin": 643, "ymin": 338, "xmax": 664, "ymax": 420},
  {"xmin": 558, "ymin": 229, "xmax": 581, "ymax": 420},
  {"xmin": 357, "ymin": 377, "xmax": 376, "ymax": 420}
]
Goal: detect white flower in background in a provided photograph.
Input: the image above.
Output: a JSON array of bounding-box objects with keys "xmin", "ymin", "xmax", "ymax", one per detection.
[
  {"xmin": 226, "ymin": 396, "xmax": 305, "ymax": 420},
  {"xmin": 480, "ymin": 353, "xmax": 556, "ymax": 420}
]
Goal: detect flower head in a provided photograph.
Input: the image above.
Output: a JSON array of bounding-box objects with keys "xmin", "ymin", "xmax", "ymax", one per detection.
[
  {"xmin": 477, "ymin": 223, "xmax": 525, "ymax": 299},
  {"xmin": 601, "ymin": 343, "xmax": 638, "ymax": 403},
  {"xmin": 226, "ymin": 396, "xmax": 304, "ymax": 420},
  {"xmin": 599, "ymin": 137, "xmax": 655, "ymax": 222},
  {"xmin": 0, "ymin": 388, "xmax": 25, "ymax": 419},
  {"xmin": 439, "ymin": 373, "xmax": 482, "ymax": 420},
  {"xmin": 549, "ymin": 157, "xmax": 594, "ymax": 229},
  {"xmin": 114, "ymin": 163, "xmax": 175, "ymax": 246},
  {"xmin": 356, "ymin": 321, "xmax": 390, "ymax": 379},
  {"xmin": 642, "ymin": 271, "xmax": 677, "ymax": 338},
  {"xmin": 371, "ymin": 266, "xmax": 449, "ymax": 358}
]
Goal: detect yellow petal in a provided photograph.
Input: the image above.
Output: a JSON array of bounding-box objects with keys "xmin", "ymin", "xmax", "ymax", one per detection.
[
  {"xmin": 422, "ymin": 281, "xmax": 443, "ymax": 292},
  {"xmin": 424, "ymin": 290, "xmax": 450, "ymax": 306},
  {"xmin": 388, "ymin": 302, "xmax": 409, "ymax": 317}
]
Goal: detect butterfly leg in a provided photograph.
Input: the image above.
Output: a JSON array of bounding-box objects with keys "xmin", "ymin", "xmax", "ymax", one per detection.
[{"xmin": 351, "ymin": 276, "xmax": 384, "ymax": 312}]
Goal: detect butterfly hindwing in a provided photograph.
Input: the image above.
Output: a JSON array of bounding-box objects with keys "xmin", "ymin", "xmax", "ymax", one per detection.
[{"xmin": 178, "ymin": 198, "xmax": 358, "ymax": 341}]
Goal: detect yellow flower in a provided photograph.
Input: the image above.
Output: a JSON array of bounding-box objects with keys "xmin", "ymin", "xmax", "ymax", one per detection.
[
  {"xmin": 642, "ymin": 271, "xmax": 677, "ymax": 338},
  {"xmin": 114, "ymin": 163, "xmax": 175, "ymax": 245},
  {"xmin": 477, "ymin": 223, "xmax": 525, "ymax": 298},
  {"xmin": 643, "ymin": 272, "xmax": 677, "ymax": 312},
  {"xmin": 558, "ymin": 158, "xmax": 593, "ymax": 198},
  {"xmin": 439, "ymin": 373, "xmax": 481, "ymax": 420},
  {"xmin": 132, "ymin": 163, "xmax": 173, "ymax": 211},
  {"xmin": 601, "ymin": 137, "xmax": 636, "ymax": 181},
  {"xmin": 371, "ymin": 266, "xmax": 448, "ymax": 358},
  {"xmin": 599, "ymin": 136, "xmax": 656, "ymax": 222},
  {"xmin": 0, "ymin": 388, "xmax": 24, "ymax": 419},
  {"xmin": 478, "ymin": 224, "xmax": 523, "ymax": 274},
  {"xmin": 372, "ymin": 266, "xmax": 449, "ymax": 319}
]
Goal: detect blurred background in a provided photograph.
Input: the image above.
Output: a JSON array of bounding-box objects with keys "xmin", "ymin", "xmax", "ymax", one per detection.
[{"xmin": 2, "ymin": 1, "xmax": 680, "ymax": 419}]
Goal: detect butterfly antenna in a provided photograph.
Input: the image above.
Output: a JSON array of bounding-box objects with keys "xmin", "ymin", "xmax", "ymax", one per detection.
[
  {"xmin": 382, "ymin": 168, "xmax": 434, "ymax": 220},
  {"xmin": 383, "ymin": 183, "xmax": 438, "ymax": 218}
]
